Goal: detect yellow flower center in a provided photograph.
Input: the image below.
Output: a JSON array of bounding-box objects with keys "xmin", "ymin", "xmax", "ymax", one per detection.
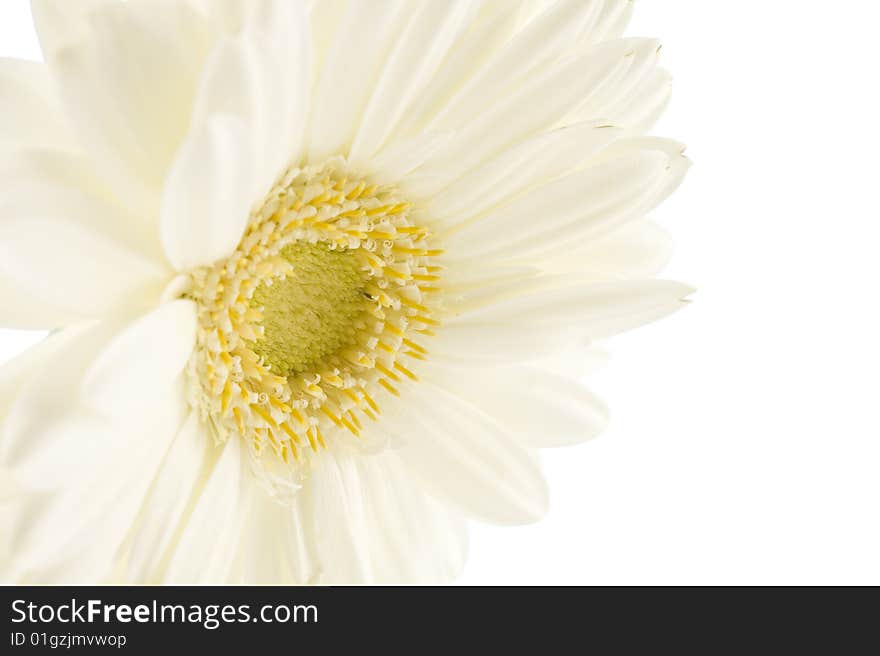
[
  {"xmin": 186, "ymin": 159, "xmax": 441, "ymax": 495},
  {"xmin": 249, "ymin": 242, "xmax": 368, "ymax": 378}
]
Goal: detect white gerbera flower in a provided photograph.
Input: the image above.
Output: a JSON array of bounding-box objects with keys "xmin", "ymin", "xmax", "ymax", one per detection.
[{"xmin": 0, "ymin": 0, "xmax": 691, "ymax": 583}]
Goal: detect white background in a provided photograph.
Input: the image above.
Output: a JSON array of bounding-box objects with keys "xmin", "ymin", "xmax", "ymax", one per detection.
[{"xmin": 2, "ymin": 1, "xmax": 879, "ymax": 585}]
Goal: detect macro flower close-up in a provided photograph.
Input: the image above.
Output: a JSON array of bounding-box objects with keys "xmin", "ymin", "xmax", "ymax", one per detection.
[{"xmin": 0, "ymin": 0, "xmax": 691, "ymax": 584}]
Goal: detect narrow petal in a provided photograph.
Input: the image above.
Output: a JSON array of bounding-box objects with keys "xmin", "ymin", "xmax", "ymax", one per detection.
[
  {"xmin": 357, "ymin": 451, "xmax": 467, "ymax": 583},
  {"xmin": 309, "ymin": 448, "xmax": 467, "ymax": 583},
  {"xmin": 348, "ymin": 0, "xmax": 474, "ymax": 165},
  {"xmin": 368, "ymin": 131, "xmax": 455, "ymax": 184},
  {"xmin": 431, "ymin": 319, "xmax": 574, "ymax": 366},
  {"xmin": 583, "ymin": 0, "xmax": 634, "ymax": 45},
  {"xmin": 390, "ymin": 0, "xmax": 522, "ymax": 139},
  {"xmin": 429, "ymin": 0, "xmax": 605, "ymax": 131},
  {"xmin": 161, "ymin": 2, "xmax": 312, "ymax": 272},
  {"xmin": 430, "ymin": 364, "xmax": 609, "ymax": 448},
  {"xmin": 306, "ymin": 0, "xmax": 349, "ymax": 72},
  {"xmin": 233, "ymin": 486, "xmax": 319, "ymax": 585},
  {"xmin": 397, "ymin": 383, "xmax": 549, "ymax": 525},
  {"xmin": 160, "ymin": 114, "xmax": 254, "ymax": 270},
  {"xmin": 566, "ymin": 38, "xmax": 665, "ymax": 131},
  {"xmin": 542, "ymin": 219, "xmax": 674, "ymax": 280},
  {"xmin": 407, "ymin": 38, "xmax": 656, "ymax": 198},
  {"xmin": 307, "ymin": 0, "xmax": 408, "ymax": 161},
  {"xmin": 308, "ymin": 450, "xmax": 375, "ymax": 582},
  {"xmin": 451, "ymin": 279, "xmax": 695, "ymax": 342},
  {"xmin": 188, "ymin": 13, "xmax": 305, "ymax": 184},
  {"xmin": 162, "ymin": 437, "xmax": 250, "ymax": 584},
  {"xmin": 608, "ymin": 67, "xmax": 673, "ymax": 135},
  {"xmin": 442, "ymin": 138, "xmax": 689, "ymax": 261},
  {"xmin": 124, "ymin": 412, "xmax": 213, "ymax": 583},
  {"xmin": 423, "ymin": 122, "xmax": 623, "ymax": 228},
  {"xmin": 245, "ymin": 0, "xmax": 312, "ymax": 175},
  {"xmin": 82, "ymin": 300, "xmax": 197, "ymax": 418}
]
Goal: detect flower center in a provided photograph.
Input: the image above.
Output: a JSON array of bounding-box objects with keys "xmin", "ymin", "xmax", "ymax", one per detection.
[
  {"xmin": 186, "ymin": 159, "xmax": 441, "ymax": 496},
  {"xmin": 249, "ymin": 242, "xmax": 368, "ymax": 378}
]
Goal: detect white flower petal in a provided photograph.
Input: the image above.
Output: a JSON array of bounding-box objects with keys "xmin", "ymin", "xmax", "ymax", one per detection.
[
  {"xmin": 424, "ymin": 121, "xmax": 623, "ymax": 227},
  {"xmin": 431, "ymin": 319, "xmax": 572, "ymax": 366},
  {"xmin": 610, "ymin": 67, "xmax": 673, "ymax": 135},
  {"xmin": 566, "ymin": 37, "xmax": 665, "ymax": 131},
  {"xmin": 359, "ymin": 451, "xmax": 468, "ymax": 583},
  {"xmin": 37, "ymin": 0, "xmax": 214, "ymax": 208},
  {"xmin": 0, "ymin": 58, "xmax": 73, "ymax": 153},
  {"xmin": 0, "ymin": 322, "xmax": 177, "ymax": 488},
  {"xmin": 588, "ymin": 0, "xmax": 635, "ymax": 45},
  {"xmin": 190, "ymin": 0, "xmax": 248, "ymax": 34},
  {"xmin": 306, "ymin": 0, "xmax": 349, "ymax": 70},
  {"xmin": 0, "ymin": 273, "xmax": 81, "ymax": 331},
  {"xmin": 348, "ymin": 0, "xmax": 474, "ymax": 165},
  {"xmin": 360, "ymin": 451, "xmax": 467, "ymax": 583},
  {"xmin": 439, "ymin": 274, "xmax": 693, "ymax": 365},
  {"xmin": 307, "ymin": 0, "xmax": 408, "ymax": 161},
  {"xmin": 429, "ymin": 0, "xmax": 605, "ymax": 132},
  {"xmin": 4, "ymin": 393, "xmax": 185, "ymax": 583},
  {"xmin": 309, "ymin": 449, "xmax": 467, "ymax": 584},
  {"xmin": 367, "ymin": 131, "xmax": 456, "ymax": 185},
  {"xmin": 233, "ymin": 486, "xmax": 319, "ymax": 585},
  {"xmin": 163, "ymin": 437, "xmax": 250, "ymax": 584},
  {"xmin": 30, "ymin": 0, "xmax": 106, "ymax": 58},
  {"xmin": 189, "ymin": 6, "xmax": 311, "ymax": 190},
  {"xmin": 246, "ymin": 1, "xmax": 312, "ymax": 175},
  {"xmin": 161, "ymin": 4, "xmax": 311, "ymax": 273},
  {"xmin": 82, "ymin": 301, "xmax": 197, "ymax": 418},
  {"xmin": 0, "ymin": 320, "xmax": 123, "ymax": 489},
  {"xmin": 0, "ymin": 327, "xmax": 86, "ymax": 422},
  {"xmin": 542, "ymin": 219, "xmax": 674, "ymax": 280},
  {"xmin": 0, "ymin": 329, "xmax": 78, "ymax": 575},
  {"xmin": 390, "ymin": 0, "xmax": 521, "ymax": 139},
  {"xmin": 308, "ymin": 450, "xmax": 375, "ymax": 582},
  {"xmin": 160, "ymin": 115, "xmax": 254, "ymax": 270},
  {"xmin": 430, "ymin": 365, "xmax": 609, "ymax": 448},
  {"xmin": 443, "ymin": 138, "xmax": 689, "ymax": 261},
  {"xmin": 0, "ymin": 145, "xmax": 166, "ymax": 255},
  {"xmin": 0, "ymin": 150, "xmax": 169, "ymax": 318},
  {"xmin": 533, "ymin": 344, "xmax": 611, "ymax": 380},
  {"xmin": 397, "ymin": 383, "xmax": 548, "ymax": 525},
  {"xmin": 407, "ymin": 38, "xmax": 657, "ymax": 198},
  {"xmin": 124, "ymin": 412, "xmax": 212, "ymax": 583},
  {"xmin": 451, "ymin": 279, "xmax": 695, "ymax": 343}
]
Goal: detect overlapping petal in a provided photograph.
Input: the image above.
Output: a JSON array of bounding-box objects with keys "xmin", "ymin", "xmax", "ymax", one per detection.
[
  {"xmin": 160, "ymin": 2, "xmax": 311, "ymax": 270},
  {"xmin": 429, "ymin": 364, "xmax": 609, "ymax": 448},
  {"xmin": 0, "ymin": 149, "xmax": 170, "ymax": 319},
  {"xmin": 33, "ymin": 0, "xmax": 214, "ymax": 210},
  {"xmin": 310, "ymin": 448, "xmax": 468, "ymax": 583},
  {"xmin": 0, "ymin": 320, "xmax": 187, "ymax": 582},
  {"xmin": 0, "ymin": 58, "xmax": 74, "ymax": 154},
  {"xmin": 397, "ymin": 382, "xmax": 549, "ymax": 525}
]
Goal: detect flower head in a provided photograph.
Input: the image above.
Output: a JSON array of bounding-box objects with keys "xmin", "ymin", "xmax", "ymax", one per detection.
[{"xmin": 0, "ymin": 0, "xmax": 691, "ymax": 583}]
